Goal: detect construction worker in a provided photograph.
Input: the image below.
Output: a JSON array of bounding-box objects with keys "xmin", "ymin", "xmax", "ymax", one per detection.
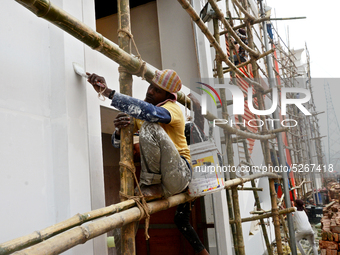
[
  {"xmin": 87, "ymin": 69, "xmax": 209, "ymax": 254},
  {"xmin": 87, "ymin": 69, "xmax": 191, "ymax": 199},
  {"xmin": 232, "ymin": 28, "xmax": 249, "ymax": 65},
  {"xmin": 292, "ymin": 199, "xmax": 318, "ymax": 255}
]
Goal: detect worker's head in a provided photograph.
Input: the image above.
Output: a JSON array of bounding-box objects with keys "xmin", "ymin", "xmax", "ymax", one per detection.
[
  {"xmin": 238, "ymin": 28, "xmax": 246, "ymax": 35},
  {"xmin": 145, "ymin": 69, "xmax": 182, "ymax": 106},
  {"xmin": 295, "ymin": 199, "xmax": 304, "ymax": 211}
]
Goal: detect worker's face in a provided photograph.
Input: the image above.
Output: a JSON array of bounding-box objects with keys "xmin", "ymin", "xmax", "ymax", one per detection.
[{"xmin": 145, "ymin": 83, "xmax": 170, "ymax": 105}]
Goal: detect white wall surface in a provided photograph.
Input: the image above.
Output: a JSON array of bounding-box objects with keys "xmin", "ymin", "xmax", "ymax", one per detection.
[{"xmin": 0, "ymin": 1, "xmax": 107, "ymax": 254}]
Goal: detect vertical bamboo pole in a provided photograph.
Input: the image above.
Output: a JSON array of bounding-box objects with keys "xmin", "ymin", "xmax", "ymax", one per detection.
[
  {"xmin": 117, "ymin": 1, "xmax": 136, "ymax": 254},
  {"xmin": 223, "ymin": 2, "xmax": 239, "ymax": 254},
  {"xmin": 238, "ymin": 116, "xmax": 273, "ymax": 255},
  {"xmin": 243, "ymin": 1, "xmax": 283, "ymax": 253},
  {"xmin": 213, "ymin": 13, "xmax": 245, "ymax": 255}
]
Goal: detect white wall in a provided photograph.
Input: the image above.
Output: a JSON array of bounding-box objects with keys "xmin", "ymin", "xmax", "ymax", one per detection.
[{"xmin": 0, "ymin": 1, "xmax": 107, "ymax": 254}]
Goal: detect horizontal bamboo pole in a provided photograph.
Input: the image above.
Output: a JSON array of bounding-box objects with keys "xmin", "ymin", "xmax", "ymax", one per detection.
[
  {"xmin": 267, "ymin": 127, "xmax": 289, "ymax": 134},
  {"xmin": 229, "ymin": 207, "xmax": 296, "ymax": 224},
  {"xmin": 0, "ymin": 200, "xmax": 136, "ymax": 255},
  {"xmin": 13, "ymin": 0, "xmax": 278, "ymax": 143},
  {"xmin": 14, "ymin": 0, "xmax": 157, "ymax": 82},
  {"xmin": 202, "ymin": 112, "xmax": 277, "ymax": 140},
  {"xmin": 3, "ymin": 172, "xmax": 280, "ymax": 255},
  {"xmin": 176, "ymin": 92, "xmax": 277, "ymax": 140},
  {"xmin": 222, "ymin": 48, "xmax": 275, "ymax": 74},
  {"xmin": 227, "ymin": 187, "xmax": 264, "ymax": 191}
]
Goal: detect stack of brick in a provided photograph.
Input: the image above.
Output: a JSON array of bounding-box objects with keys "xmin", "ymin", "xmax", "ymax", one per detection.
[
  {"xmin": 320, "ymin": 202, "xmax": 340, "ymax": 255},
  {"xmin": 327, "ymin": 182, "xmax": 340, "ymax": 200}
]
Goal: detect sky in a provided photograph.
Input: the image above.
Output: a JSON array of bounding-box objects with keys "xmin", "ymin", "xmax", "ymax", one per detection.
[{"xmin": 265, "ymin": 0, "xmax": 340, "ymax": 166}]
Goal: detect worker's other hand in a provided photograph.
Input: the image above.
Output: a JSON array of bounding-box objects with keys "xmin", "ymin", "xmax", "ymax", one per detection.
[
  {"xmin": 86, "ymin": 72, "xmax": 107, "ymax": 93},
  {"xmin": 114, "ymin": 113, "xmax": 131, "ymax": 135}
]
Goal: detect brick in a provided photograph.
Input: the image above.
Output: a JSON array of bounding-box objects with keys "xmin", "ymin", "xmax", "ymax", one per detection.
[
  {"xmin": 333, "ymin": 232, "xmax": 338, "ymax": 241},
  {"xmin": 321, "ymin": 249, "xmax": 326, "ymax": 255},
  {"xmin": 322, "ymin": 231, "xmax": 329, "ymax": 240},
  {"xmin": 331, "ymin": 225, "xmax": 340, "ymax": 233},
  {"xmin": 326, "ymin": 249, "xmax": 337, "ymax": 255},
  {"xmin": 319, "ymin": 240, "xmax": 338, "ymax": 250},
  {"xmin": 328, "ymin": 231, "xmax": 334, "ymax": 241}
]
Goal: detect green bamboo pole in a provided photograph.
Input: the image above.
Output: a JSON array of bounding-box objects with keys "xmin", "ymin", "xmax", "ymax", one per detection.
[
  {"xmin": 117, "ymin": 0, "xmax": 136, "ymax": 254},
  {"xmin": 0, "ymin": 200, "xmax": 136, "ymax": 255},
  {"xmin": 2, "ymin": 173, "xmax": 279, "ymax": 255}
]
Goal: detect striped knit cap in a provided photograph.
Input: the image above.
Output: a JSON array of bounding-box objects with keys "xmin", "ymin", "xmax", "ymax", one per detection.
[{"xmin": 151, "ymin": 69, "xmax": 182, "ymax": 94}]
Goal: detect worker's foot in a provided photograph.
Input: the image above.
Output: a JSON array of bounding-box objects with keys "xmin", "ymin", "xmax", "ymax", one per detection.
[
  {"xmin": 197, "ymin": 249, "xmax": 210, "ymax": 255},
  {"xmin": 135, "ymin": 184, "xmax": 164, "ymax": 201}
]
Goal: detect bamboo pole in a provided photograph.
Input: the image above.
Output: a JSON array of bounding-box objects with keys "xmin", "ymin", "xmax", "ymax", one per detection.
[
  {"xmin": 230, "ymin": 0, "xmax": 255, "ymax": 21},
  {"xmin": 238, "ymin": 114, "xmax": 272, "ymax": 255},
  {"xmin": 0, "ymin": 200, "xmax": 136, "ymax": 255},
  {"xmin": 14, "ymin": 0, "xmax": 157, "ymax": 81},
  {"xmin": 208, "ymin": 0, "xmax": 258, "ymax": 57},
  {"xmin": 229, "ymin": 207, "xmax": 296, "ymax": 224},
  {"xmin": 117, "ymin": 0, "xmax": 136, "ymax": 254},
  {"xmin": 213, "ymin": 15, "xmax": 240, "ymax": 255},
  {"xmin": 177, "ymin": 0, "xmax": 265, "ymax": 91},
  {"xmin": 13, "ymin": 0, "xmax": 279, "ymax": 143},
  {"xmin": 222, "ymin": 48, "xmax": 275, "ymax": 73},
  {"xmin": 2, "ymin": 173, "xmax": 279, "ymax": 255}
]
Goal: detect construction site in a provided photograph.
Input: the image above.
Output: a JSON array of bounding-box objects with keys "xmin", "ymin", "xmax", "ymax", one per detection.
[{"xmin": 1, "ymin": 0, "xmax": 339, "ymax": 255}]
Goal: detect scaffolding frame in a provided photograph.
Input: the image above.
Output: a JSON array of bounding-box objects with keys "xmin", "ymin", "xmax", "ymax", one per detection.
[{"xmin": 1, "ymin": 0, "xmax": 325, "ymax": 255}]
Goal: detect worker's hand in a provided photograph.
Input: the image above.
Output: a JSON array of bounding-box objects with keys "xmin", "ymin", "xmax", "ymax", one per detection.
[
  {"xmin": 86, "ymin": 72, "xmax": 108, "ymax": 94},
  {"xmin": 114, "ymin": 113, "xmax": 131, "ymax": 136}
]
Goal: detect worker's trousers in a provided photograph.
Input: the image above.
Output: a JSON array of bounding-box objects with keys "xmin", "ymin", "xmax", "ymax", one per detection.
[
  {"xmin": 139, "ymin": 122, "xmax": 191, "ymax": 198},
  {"xmin": 295, "ymin": 230, "xmax": 318, "ymax": 255},
  {"xmin": 174, "ymin": 200, "xmax": 206, "ymax": 254}
]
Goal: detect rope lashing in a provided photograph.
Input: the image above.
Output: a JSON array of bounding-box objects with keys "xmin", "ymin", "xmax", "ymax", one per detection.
[
  {"xmin": 119, "ymin": 161, "xmax": 151, "ymax": 240},
  {"xmin": 117, "ymin": 28, "xmax": 147, "ymax": 80}
]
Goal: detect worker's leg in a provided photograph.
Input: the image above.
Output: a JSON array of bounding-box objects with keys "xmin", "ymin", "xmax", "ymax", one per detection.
[
  {"xmin": 295, "ymin": 232, "xmax": 306, "ymax": 255},
  {"xmin": 174, "ymin": 200, "xmax": 207, "ymax": 254},
  {"xmin": 139, "ymin": 122, "xmax": 191, "ymax": 198},
  {"xmin": 305, "ymin": 231, "xmax": 318, "ymax": 255}
]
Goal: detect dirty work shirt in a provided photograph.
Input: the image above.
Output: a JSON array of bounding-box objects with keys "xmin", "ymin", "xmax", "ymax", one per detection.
[{"xmin": 110, "ymin": 92, "xmax": 191, "ymax": 197}]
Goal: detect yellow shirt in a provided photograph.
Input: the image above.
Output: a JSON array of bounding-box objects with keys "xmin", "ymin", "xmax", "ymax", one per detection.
[{"xmin": 134, "ymin": 101, "xmax": 191, "ymax": 162}]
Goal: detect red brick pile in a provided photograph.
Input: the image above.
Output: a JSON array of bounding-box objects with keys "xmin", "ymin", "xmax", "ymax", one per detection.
[{"xmin": 320, "ymin": 202, "xmax": 340, "ymax": 255}]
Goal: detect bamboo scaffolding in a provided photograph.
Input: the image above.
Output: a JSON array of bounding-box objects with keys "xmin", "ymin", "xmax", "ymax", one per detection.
[
  {"xmin": 208, "ymin": 0, "xmax": 258, "ymax": 57},
  {"xmin": 231, "ymin": 0, "xmax": 255, "ymax": 21},
  {"xmin": 10, "ymin": 2, "xmax": 320, "ymax": 255},
  {"xmin": 1, "ymin": 173, "xmax": 279, "ymax": 255},
  {"xmin": 177, "ymin": 0, "xmax": 266, "ymax": 92},
  {"xmin": 223, "ymin": 4, "xmax": 240, "ymax": 254},
  {"xmin": 213, "ymin": 14, "xmax": 245, "ymax": 255},
  {"xmin": 0, "ymin": 200, "xmax": 136, "ymax": 255},
  {"xmin": 14, "ymin": 0, "xmax": 281, "ymax": 146},
  {"xmin": 117, "ymin": 0, "xmax": 136, "ymax": 254},
  {"xmin": 229, "ymin": 207, "xmax": 295, "ymax": 224},
  {"xmin": 238, "ymin": 114, "xmax": 273, "ymax": 255}
]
